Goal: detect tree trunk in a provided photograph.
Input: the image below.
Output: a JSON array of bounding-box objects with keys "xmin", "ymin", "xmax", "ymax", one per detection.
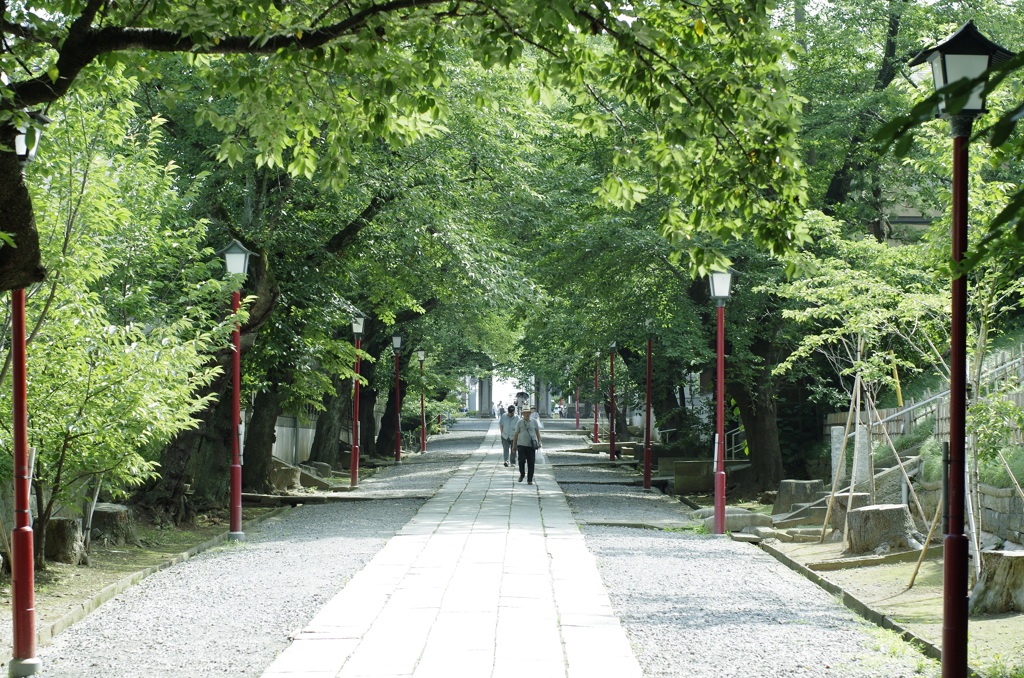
[
  {"xmin": 242, "ymin": 384, "xmax": 282, "ymax": 493},
  {"xmin": 732, "ymin": 384, "xmax": 783, "ymax": 491},
  {"xmin": 136, "ymin": 352, "xmax": 231, "ymax": 524},
  {"xmin": 376, "ymin": 384, "xmax": 401, "ymax": 459},
  {"xmin": 0, "ymin": 130, "xmax": 47, "ymax": 291},
  {"xmin": 191, "ymin": 385, "xmax": 235, "ymax": 508},
  {"xmin": 308, "ymin": 374, "xmax": 349, "ymax": 468}
]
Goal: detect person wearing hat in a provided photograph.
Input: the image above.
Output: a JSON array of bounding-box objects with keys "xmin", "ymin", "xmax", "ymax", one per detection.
[
  {"xmin": 510, "ymin": 407, "xmax": 542, "ymax": 484},
  {"xmin": 498, "ymin": 404, "xmax": 520, "ymax": 467}
]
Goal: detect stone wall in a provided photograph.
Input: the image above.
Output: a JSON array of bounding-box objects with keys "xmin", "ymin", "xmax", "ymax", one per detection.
[{"xmin": 916, "ymin": 480, "xmax": 1024, "ymax": 546}]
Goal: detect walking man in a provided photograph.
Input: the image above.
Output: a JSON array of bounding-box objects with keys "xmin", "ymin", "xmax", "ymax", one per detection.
[
  {"xmin": 511, "ymin": 407, "xmax": 542, "ymax": 485},
  {"xmin": 498, "ymin": 405, "xmax": 519, "ymax": 468}
]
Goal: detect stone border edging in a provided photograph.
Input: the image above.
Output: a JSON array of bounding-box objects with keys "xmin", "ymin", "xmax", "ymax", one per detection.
[
  {"xmin": 15, "ymin": 506, "xmax": 292, "ymax": 658},
  {"xmin": 758, "ymin": 541, "xmax": 984, "ymax": 678}
]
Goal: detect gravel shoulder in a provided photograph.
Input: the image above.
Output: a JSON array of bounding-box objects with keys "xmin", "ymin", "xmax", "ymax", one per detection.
[{"xmin": 542, "ymin": 426, "xmax": 941, "ymax": 678}]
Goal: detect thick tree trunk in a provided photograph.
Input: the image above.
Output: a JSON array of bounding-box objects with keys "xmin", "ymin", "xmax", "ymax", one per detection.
[
  {"xmin": 191, "ymin": 385, "xmax": 235, "ymax": 507},
  {"xmin": 242, "ymin": 384, "xmax": 282, "ymax": 493},
  {"xmin": 137, "ymin": 371, "xmax": 226, "ymax": 524},
  {"xmin": 732, "ymin": 385, "xmax": 783, "ymax": 491},
  {"xmin": 376, "ymin": 385, "xmax": 401, "ymax": 458},
  {"xmin": 0, "ymin": 133, "xmax": 47, "ymax": 292},
  {"xmin": 308, "ymin": 374, "xmax": 349, "ymax": 468}
]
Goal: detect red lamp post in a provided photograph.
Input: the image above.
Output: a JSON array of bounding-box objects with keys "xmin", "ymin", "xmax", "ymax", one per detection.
[
  {"xmin": 593, "ymin": 350, "xmax": 600, "ymax": 444},
  {"xmin": 221, "ymin": 239, "xmax": 254, "ymax": 542},
  {"xmin": 350, "ymin": 316, "xmax": 364, "ymax": 488},
  {"xmin": 392, "ymin": 334, "xmax": 403, "ymax": 463},
  {"xmin": 9, "ymin": 110, "xmax": 48, "ymax": 678},
  {"xmin": 575, "ymin": 383, "xmax": 581, "ymax": 430},
  {"xmin": 909, "ymin": 22, "xmax": 1013, "ymax": 678},
  {"xmin": 644, "ymin": 319, "xmax": 654, "ymax": 490},
  {"xmin": 609, "ymin": 341, "xmax": 617, "ymax": 461},
  {"xmin": 709, "ymin": 269, "xmax": 733, "ymax": 535},
  {"xmin": 417, "ymin": 350, "xmax": 427, "ymax": 453}
]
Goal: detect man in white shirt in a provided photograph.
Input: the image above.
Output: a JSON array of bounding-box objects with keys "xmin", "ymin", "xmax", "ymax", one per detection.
[{"xmin": 498, "ymin": 405, "xmax": 519, "ymax": 467}]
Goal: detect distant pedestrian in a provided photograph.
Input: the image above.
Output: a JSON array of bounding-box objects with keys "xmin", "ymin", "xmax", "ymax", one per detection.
[
  {"xmin": 511, "ymin": 407, "xmax": 542, "ymax": 485},
  {"xmin": 498, "ymin": 405, "xmax": 520, "ymax": 467}
]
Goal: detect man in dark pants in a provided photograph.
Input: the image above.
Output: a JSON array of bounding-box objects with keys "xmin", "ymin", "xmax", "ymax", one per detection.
[{"xmin": 510, "ymin": 407, "xmax": 542, "ymax": 485}]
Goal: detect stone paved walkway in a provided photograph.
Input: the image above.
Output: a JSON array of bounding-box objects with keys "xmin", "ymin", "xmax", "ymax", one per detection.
[{"xmin": 261, "ymin": 421, "xmax": 641, "ymax": 678}]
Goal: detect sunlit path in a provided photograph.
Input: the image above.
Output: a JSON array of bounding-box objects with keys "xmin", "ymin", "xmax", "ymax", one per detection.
[{"xmin": 261, "ymin": 420, "xmax": 641, "ymax": 678}]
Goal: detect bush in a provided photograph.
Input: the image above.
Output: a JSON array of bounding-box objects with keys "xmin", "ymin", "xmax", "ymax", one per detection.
[
  {"xmin": 979, "ymin": 446, "xmax": 1024, "ymax": 488},
  {"xmin": 916, "ymin": 436, "xmax": 1024, "ymax": 489},
  {"xmin": 919, "ymin": 435, "xmax": 943, "ymax": 483}
]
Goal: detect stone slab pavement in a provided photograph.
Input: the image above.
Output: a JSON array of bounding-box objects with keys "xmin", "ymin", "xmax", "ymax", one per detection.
[{"xmin": 260, "ymin": 420, "xmax": 642, "ymax": 678}]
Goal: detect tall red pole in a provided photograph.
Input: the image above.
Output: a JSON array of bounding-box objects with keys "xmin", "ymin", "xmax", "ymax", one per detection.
[
  {"xmin": 608, "ymin": 348, "xmax": 616, "ymax": 461},
  {"xmin": 944, "ymin": 118, "xmax": 972, "ymax": 678},
  {"xmin": 575, "ymin": 384, "xmax": 581, "ymax": 430},
  {"xmin": 350, "ymin": 337, "xmax": 362, "ymax": 488},
  {"xmin": 644, "ymin": 335, "xmax": 653, "ymax": 489},
  {"xmin": 394, "ymin": 352, "xmax": 402, "ymax": 462},
  {"xmin": 714, "ymin": 302, "xmax": 727, "ymax": 535},
  {"xmin": 593, "ymin": 356, "xmax": 600, "ymax": 444},
  {"xmin": 11, "ymin": 289, "xmax": 39, "ymax": 676},
  {"xmin": 420, "ymin": 359, "xmax": 426, "ymax": 453},
  {"xmin": 229, "ymin": 290, "xmax": 243, "ymax": 540}
]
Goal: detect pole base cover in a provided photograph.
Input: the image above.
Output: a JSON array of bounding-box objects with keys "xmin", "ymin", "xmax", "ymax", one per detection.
[
  {"xmin": 228, "ymin": 532, "xmax": 246, "ymax": 542},
  {"xmin": 9, "ymin": 658, "xmax": 42, "ymax": 677}
]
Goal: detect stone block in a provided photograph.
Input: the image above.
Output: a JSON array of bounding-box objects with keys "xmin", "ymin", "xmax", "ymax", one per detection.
[
  {"xmin": 657, "ymin": 456, "xmax": 688, "ymax": 474},
  {"xmin": 773, "ymin": 479, "xmax": 824, "ymax": 515},
  {"xmin": 829, "ymin": 492, "xmax": 872, "ymax": 531},
  {"xmin": 846, "ymin": 504, "xmax": 923, "ymax": 555},
  {"xmin": 46, "ymin": 516, "xmax": 85, "ymax": 565},
  {"xmin": 829, "ymin": 425, "xmax": 847, "ymax": 482},
  {"xmin": 703, "ymin": 510, "xmax": 773, "ymax": 533},
  {"xmin": 674, "ymin": 460, "xmax": 713, "ymax": 493},
  {"xmin": 270, "ymin": 465, "xmax": 301, "ymax": 492},
  {"xmin": 969, "ymin": 551, "xmax": 1024, "ymax": 615},
  {"xmin": 309, "ymin": 461, "xmax": 333, "ymax": 478}
]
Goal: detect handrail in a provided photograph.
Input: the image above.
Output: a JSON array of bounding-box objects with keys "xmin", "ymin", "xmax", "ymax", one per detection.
[{"xmin": 843, "ymin": 349, "xmax": 1023, "ymax": 438}]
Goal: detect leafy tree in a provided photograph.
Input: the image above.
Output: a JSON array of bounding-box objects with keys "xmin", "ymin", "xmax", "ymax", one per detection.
[
  {"xmin": 0, "ymin": 83, "xmax": 227, "ymax": 565},
  {"xmin": 1, "ymin": 0, "xmax": 808, "ymax": 295}
]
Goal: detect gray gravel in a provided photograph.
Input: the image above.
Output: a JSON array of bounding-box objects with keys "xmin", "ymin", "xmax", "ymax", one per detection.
[
  {"xmin": 33, "ymin": 420, "xmax": 938, "ymax": 677},
  {"xmin": 544, "ymin": 424, "xmax": 939, "ymax": 678}
]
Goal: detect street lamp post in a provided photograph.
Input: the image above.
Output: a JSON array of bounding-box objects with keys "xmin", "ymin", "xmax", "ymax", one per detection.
[
  {"xmin": 593, "ymin": 350, "xmax": 600, "ymax": 444},
  {"xmin": 609, "ymin": 341, "xmax": 617, "ymax": 462},
  {"xmin": 8, "ymin": 109, "xmax": 48, "ymax": 675},
  {"xmin": 392, "ymin": 334, "xmax": 403, "ymax": 463},
  {"xmin": 417, "ymin": 350, "xmax": 427, "ymax": 453},
  {"xmin": 350, "ymin": 316, "xmax": 365, "ymax": 488},
  {"xmin": 9, "ymin": 112, "xmax": 48, "ymax": 678},
  {"xmin": 909, "ymin": 22, "xmax": 1013, "ymax": 678},
  {"xmin": 644, "ymin": 320, "xmax": 654, "ymax": 490},
  {"xmin": 220, "ymin": 239, "xmax": 254, "ymax": 542},
  {"xmin": 709, "ymin": 269, "xmax": 733, "ymax": 535},
  {"xmin": 575, "ymin": 383, "xmax": 581, "ymax": 430}
]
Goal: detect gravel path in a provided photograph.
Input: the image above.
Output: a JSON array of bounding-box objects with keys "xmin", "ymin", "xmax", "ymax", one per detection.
[{"xmin": 32, "ymin": 419, "xmax": 938, "ymax": 677}]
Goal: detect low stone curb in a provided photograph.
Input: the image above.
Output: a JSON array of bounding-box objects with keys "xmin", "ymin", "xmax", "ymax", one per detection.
[{"xmin": 759, "ymin": 541, "xmax": 983, "ymax": 677}]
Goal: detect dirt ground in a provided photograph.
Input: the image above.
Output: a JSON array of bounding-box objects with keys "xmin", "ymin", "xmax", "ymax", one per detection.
[{"xmin": 772, "ymin": 540, "xmax": 1024, "ymax": 677}]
